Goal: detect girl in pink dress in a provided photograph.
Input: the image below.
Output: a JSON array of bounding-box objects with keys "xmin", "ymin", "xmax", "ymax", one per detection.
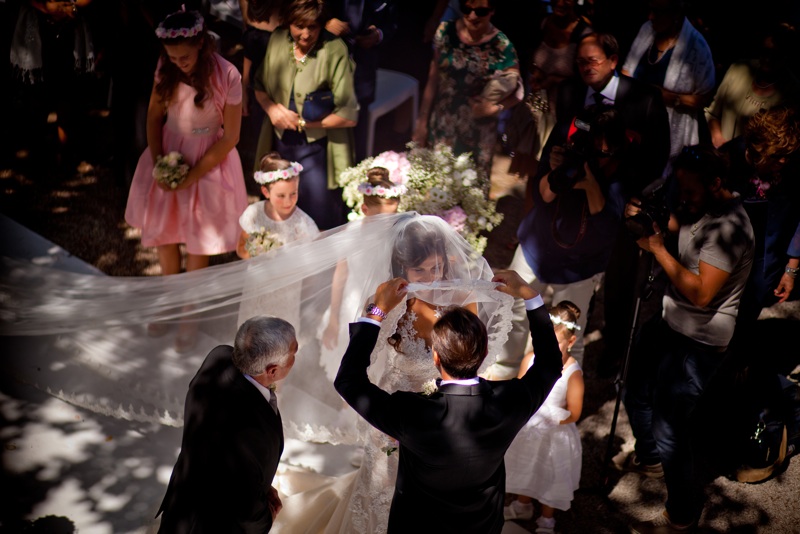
[{"xmin": 125, "ymin": 9, "xmax": 247, "ymax": 280}]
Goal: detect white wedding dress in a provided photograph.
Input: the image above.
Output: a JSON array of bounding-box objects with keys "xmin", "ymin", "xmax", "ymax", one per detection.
[
  {"xmin": 1, "ymin": 212, "xmax": 512, "ymax": 532},
  {"xmin": 272, "ymin": 302, "xmax": 439, "ymax": 534}
]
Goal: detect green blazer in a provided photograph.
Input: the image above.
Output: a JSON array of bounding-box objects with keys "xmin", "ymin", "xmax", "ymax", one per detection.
[{"xmin": 254, "ymin": 28, "xmax": 358, "ymax": 188}]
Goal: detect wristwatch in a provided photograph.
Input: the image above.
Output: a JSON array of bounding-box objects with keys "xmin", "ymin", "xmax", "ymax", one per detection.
[
  {"xmin": 365, "ymin": 303, "xmax": 387, "ymax": 320},
  {"xmin": 785, "ymin": 265, "xmax": 799, "ymax": 278}
]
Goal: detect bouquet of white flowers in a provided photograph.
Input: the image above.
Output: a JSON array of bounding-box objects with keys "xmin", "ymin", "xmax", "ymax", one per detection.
[
  {"xmin": 337, "ymin": 144, "xmax": 502, "ymax": 254},
  {"xmin": 152, "ymin": 151, "xmax": 190, "ymax": 189},
  {"xmin": 245, "ymin": 227, "xmax": 284, "ymax": 257},
  {"xmin": 400, "ymin": 143, "xmax": 503, "ymax": 254}
]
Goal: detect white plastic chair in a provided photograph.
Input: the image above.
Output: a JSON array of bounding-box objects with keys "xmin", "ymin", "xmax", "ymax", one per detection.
[{"xmin": 365, "ymin": 69, "xmax": 419, "ymax": 158}]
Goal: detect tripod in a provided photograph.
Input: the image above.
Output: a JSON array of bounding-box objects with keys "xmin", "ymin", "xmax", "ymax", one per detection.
[{"xmin": 599, "ymin": 248, "xmax": 658, "ymax": 490}]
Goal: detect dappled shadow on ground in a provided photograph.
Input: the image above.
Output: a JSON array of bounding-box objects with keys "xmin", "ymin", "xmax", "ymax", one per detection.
[{"xmin": 0, "ymin": 377, "xmax": 183, "ymax": 533}]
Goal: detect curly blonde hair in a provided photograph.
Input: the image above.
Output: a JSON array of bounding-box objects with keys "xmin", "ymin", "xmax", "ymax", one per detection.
[{"xmin": 744, "ymin": 105, "xmax": 800, "ymax": 167}]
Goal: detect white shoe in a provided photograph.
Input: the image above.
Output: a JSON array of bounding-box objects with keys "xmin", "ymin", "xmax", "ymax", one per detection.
[{"xmin": 503, "ymin": 500, "xmax": 534, "ymax": 520}]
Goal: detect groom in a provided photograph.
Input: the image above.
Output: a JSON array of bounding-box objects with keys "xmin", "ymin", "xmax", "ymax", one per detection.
[{"xmin": 334, "ymin": 269, "xmax": 562, "ymax": 533}]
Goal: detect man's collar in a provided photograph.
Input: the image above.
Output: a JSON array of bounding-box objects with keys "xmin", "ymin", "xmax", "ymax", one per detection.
[
  {"xmin": 589, "ymin": 72, "xmax": 619, "ymax": 101},
  {"xmin": 437, "ymin": 377, "xmax": 487, "ymax": 396}
]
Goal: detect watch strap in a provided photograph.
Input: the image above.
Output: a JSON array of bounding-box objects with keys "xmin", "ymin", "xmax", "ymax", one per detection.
[{"xmin": 366, "ymin": 303, "xmax": 388, "ymax": 319}]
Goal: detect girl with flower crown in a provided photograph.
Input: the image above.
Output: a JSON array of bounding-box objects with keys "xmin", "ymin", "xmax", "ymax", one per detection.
[
  {"xmin": 237, "ymin": 151, "xmax": 320, "ymax": 260},
  {"xmin": 236, "ymin": 151, "xmax": 320, "ymax": 328},
  {"xmin": 503, "ymin": 301, "xmax": 584, "ymax": 532},
  {"xmin": 126, "ymin": 9, "xmax": 247, "ymax": 273},
  {"xmin": 124, "ymin": 9, "xmax": 248, "ymax": 350},
  {"xmin": 319, "ymin": 167, "xmax": 405, "ymax": 381}
]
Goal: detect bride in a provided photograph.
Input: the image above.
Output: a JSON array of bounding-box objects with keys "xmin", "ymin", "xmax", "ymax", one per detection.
[
  {"xmin": 273, "ymin": 214, "xmax": 513, "ymax": 533},
  {"xmin": 0, "ymin": 212, "xmax": 512, "ymax": 532}
]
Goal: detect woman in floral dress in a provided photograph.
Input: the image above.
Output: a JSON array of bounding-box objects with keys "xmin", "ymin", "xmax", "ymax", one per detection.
[{"xmin": 412, "ymin": 0, "xmax": 520, "ymax": 191}]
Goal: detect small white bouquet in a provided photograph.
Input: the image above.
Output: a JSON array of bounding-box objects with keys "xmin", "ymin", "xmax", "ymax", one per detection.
[
  {"xmin": 245, "ymin": 227, "xmax": 283, "ymax": 257},
  {"xmin": 152, "ymin": 151, "xmax": 190, "ymax": 189}
]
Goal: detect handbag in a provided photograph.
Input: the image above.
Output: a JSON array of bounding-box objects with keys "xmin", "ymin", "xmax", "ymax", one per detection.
[
  {"xmin": 302, "ymin": 90, "xmax": 335, "ymax": 122},
  {"xmin": 481, "ymin": 71, "xmax": 523, "ymax": 104}
]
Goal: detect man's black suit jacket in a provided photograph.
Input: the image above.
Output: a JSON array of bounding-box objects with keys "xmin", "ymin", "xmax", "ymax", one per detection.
[
  {"xmin": 157, "ymin": 345, "xmax": 283, "ymax": 533},
  {"xmin": 334, "ymin": 305, "xmax": 562, "ymax": 534},
  {"xmin": 547, "ymin": 74, "xmax": 671, "ymax": 195}
]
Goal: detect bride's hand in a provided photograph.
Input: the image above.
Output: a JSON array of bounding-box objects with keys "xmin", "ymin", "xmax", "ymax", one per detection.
[
  {"xmin": 373, "ymin": 277, "xmax": 408, "ymax": 315},
  {"xmin": 321, "ymin": 319, "xmax": 339, "ymax": 349},
  {"xmin": 492, "ymin": 269, "xmax": 538, "ymax": 300}
]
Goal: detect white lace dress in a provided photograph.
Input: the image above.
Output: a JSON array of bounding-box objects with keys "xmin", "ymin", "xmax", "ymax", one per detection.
[
  {"xmin": 236, "ymin": 203, "xmax": 319, "ymax": 328},
  {"xmin": 273, "ymin": 306, "xmax": 440, "ymax": 534},
  {"xmin": 504, "ymin": 360, "xmax": 583, "ymax": 511}
]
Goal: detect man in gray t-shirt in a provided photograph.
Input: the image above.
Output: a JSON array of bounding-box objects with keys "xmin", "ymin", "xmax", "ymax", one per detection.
[
  {"xmin": 662, "ymin": 196, "xmax": 754, "ymax": 347},
  {"xmin": 618, "ymin": 145, "xmax": 754, "ymax": 534}
]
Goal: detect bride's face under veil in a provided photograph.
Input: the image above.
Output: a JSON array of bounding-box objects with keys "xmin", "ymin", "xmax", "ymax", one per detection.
[
  {"xmin": 403, "ymin": 255, "xmax": 445, "ymax": 284},
  {"xmin": 1, "ymin": 212, "xmax": 514, "ymax": 447}
]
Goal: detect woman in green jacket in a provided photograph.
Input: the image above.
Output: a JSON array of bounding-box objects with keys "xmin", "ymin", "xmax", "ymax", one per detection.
[{"xmin": 253, "ymin": 0, "xmax": 358, "ymax": 230}]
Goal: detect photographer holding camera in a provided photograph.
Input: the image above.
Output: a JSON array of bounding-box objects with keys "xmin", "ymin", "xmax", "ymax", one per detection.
[
  {"xmin": 618, "ymin": 145, "xmax": 755, "ymax": 534},
  {"xmin": 485, "ymin": 104, "xmax": 630, "ymax": 380}
]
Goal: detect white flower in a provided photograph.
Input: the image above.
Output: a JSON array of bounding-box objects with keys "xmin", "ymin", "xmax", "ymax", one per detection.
[
  {"xmin": 454, "ymin": 153, "xmax": 471, "ymax": 171},
  {"xmin": 461, "ymin": 169, "xmax": 477, "ymax": 184},
  {"xmin": 421, "ymin": 379, "xmax": 438, "ymax": 396}
]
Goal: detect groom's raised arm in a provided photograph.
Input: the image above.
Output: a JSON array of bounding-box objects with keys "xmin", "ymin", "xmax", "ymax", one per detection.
[
  {"xmin": 334, "ymin": 278, "xmax": 408, "ymax": 438},
  {"xmin": 492, "ymin": 270, "xmax": 562, "ymax": 413}
]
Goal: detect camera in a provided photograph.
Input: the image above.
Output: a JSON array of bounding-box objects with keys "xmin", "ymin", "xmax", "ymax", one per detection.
[
  {"xmin": 547, "ymin": 117, "xmax": 592, "ymax": 195},
  {"xmin": 625, "ymin": 178, "xmax": 671, "ymax": 239}
]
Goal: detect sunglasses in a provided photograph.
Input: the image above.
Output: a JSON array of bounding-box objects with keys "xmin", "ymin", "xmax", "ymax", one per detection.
[{"xmin": 462, "ymin": 6, "xmax": 492, "ymax": 17}]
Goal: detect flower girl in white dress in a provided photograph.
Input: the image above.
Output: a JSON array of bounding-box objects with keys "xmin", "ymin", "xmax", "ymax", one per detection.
[
  {"xmin": 319, "ymin": 166, "xmax": 405, "ymax": 382},
  {"xmin": 236, "ymin": 151, "xmax": 319, "ymax": 328},
  {"xmin": 504, "ymin": 301, "xmax": 585, "ymax": 533}
]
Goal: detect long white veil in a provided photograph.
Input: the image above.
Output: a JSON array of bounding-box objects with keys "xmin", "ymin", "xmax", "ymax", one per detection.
[{"xmin": 1, "ymin": 213, "xmax": 512, "ymax": 445}]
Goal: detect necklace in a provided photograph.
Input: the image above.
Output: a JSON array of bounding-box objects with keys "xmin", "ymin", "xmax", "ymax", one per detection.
[
  {"xmin": 291, "ymin": 42, "xmax": 311, "ymax": 65},
  {"xmin": 646, "ymin": 37, "xmax": 676, "ymax": 65}
]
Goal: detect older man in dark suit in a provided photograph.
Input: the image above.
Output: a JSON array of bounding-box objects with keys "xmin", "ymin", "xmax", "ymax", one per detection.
[
  {"xmin": 334, "ymin": 269, "xmax": 562, "ymax": 533},
  {"xmin": 156, "ymin": 316, "xmax": 297, "ymax": 533}
]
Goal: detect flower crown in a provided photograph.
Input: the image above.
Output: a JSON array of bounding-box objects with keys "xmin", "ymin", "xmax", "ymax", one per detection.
[
  {"xmin": 550, "ymin": 314, "xmax": 581, "ymax": 331},
  {"xmin": 254, "ymin": 162, "xmax": 303, "ymax": 184},
  {"xmin": 357, "ymin": 182, "xmax": 407, "ymax": 198},
  {"xmin": 155, "ymin": 10, "xmax": 204, "ymax": 39}
]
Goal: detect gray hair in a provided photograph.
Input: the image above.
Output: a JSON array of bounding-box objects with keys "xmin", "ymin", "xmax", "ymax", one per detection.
[{"xmin": 232, "ymin": 316, "xmax": 296, "ymax": 376}]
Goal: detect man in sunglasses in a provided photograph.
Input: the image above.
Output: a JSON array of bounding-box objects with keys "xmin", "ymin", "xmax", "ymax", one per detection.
[{"xmin": 621, "ymin": 144, "xmax": 754, "ymax": 533}]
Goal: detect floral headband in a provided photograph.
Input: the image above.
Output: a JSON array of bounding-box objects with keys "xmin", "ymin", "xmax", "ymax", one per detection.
[
  {"xmin": 254, "ymin": 162, "xmax": 303, "ymax": 184},
  {"xmin": 550, "ymin": 314, "xmax": 581, "ymax": 331},
  {"xmin": 155, "ymin": 10, "xmax": 205, "ymax": 39},
  {"xmin": 357, "ymin": 182, "xmax": 406, "ymax": 198}
]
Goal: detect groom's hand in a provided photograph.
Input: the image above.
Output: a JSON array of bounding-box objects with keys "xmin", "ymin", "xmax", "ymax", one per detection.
[
  {"xmin": 373, "ymin": 278, "xmax": 408, "ymax": 316},
  {"xmin": 492, "ymin": 269, "xmax": 539, "ymax": 301}
]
